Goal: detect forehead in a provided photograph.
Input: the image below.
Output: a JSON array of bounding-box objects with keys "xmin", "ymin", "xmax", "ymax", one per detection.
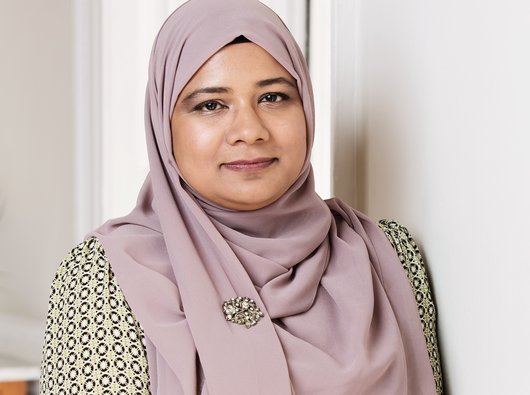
[{"xmin": 179, "ymin": 42, "xmax": 296, "ymax": 92}]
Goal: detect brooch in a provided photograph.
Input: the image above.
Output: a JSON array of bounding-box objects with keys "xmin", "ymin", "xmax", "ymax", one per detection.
[{"xmin": 222, "ymin": 297, "xmax": 264, "ymax": 328}]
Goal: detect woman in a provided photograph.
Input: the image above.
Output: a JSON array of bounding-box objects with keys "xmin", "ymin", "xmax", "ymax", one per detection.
[{"xmin": 40, "ymin": 0, "xmax": 442, "ymax": 393}]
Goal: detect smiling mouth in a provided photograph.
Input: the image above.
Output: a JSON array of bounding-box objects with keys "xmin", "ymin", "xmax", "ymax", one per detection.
[{"xmin": 222, "ymin": 158, "xmax": 277, "ymax": 171}]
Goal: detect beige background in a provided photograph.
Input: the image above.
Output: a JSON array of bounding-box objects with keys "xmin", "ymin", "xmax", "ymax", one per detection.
[{"xmin": 0, "ymin": 1, "xmax": 74, "ymax": 323}]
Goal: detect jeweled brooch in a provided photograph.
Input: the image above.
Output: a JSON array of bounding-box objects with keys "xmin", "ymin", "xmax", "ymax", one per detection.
[{"xmin": 222, "ymin": 297, "xmax": 264, "ymax": 328}]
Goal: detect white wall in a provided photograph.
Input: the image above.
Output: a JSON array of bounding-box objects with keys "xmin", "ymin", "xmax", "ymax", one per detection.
[
  {"xmin": 0, "ymin": 0, "xmax": 74, "ymax": 362},
  {"xmin": 309, "ymin": 1, "xmax": 332, "ymax": 200},
  {"xmin": 351, "ymin": 0, "xmax": 530, "ymax": 393},
  {"xmin": 99, "ymin": 0, "xmax": 178, "ymax": 223}
]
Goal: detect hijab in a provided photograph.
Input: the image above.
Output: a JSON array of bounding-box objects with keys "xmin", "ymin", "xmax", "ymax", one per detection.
[{"xmin": 91, "ymin": 0, "xmax": 436, "ymax": 393}]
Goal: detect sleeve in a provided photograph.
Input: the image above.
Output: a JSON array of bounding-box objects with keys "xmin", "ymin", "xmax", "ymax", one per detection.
[
  {"xmin": 378, "ymin": 219, "xmax": 444, "ymax": 395},
  {"xmin": 40, "ymin": 238, "xmax": 151, "ymax": 394}
]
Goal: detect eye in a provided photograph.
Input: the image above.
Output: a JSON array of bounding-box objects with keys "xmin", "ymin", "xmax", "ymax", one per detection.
[
  {"xmin": 260, "ymin": 93, "xmax": 289, "ymax": 103},
  {"xmin": 194, "ymin": 100, "xmax": 224, "ymax": 112}
]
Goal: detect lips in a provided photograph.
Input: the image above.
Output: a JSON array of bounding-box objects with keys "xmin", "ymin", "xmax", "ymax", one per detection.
[{"xmin": 222, "ymin": 157, "xmax": 276, "ymax": 171}]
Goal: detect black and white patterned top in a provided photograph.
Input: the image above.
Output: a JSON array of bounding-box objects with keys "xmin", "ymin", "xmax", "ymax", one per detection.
[{"xmin": 40, "ymin": 221, "xmax": 443, "ymax": 394}]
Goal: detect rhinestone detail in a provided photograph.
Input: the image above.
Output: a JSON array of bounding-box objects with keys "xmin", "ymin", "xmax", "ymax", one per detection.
[{"xmin": 222, "ymin": 297, "xmax": 264, "ymax": 328}]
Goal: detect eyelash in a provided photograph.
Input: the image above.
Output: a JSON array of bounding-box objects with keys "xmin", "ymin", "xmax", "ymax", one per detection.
[
  {"xmin": 192, "ymin": 92, "xmax": 290, "ymax": 113},
  {"xmin": 193, "ymin": 101, "xmax": 224, "ymax": 112},
  {"xmin": 259, "ymin": 92, "xmax": 289, "ymax": 103}
]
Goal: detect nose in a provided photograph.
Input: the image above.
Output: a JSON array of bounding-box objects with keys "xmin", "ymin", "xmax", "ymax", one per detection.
[{"xmin": 225, "ymin": 104, "xmax": 270, "ymax": 145}]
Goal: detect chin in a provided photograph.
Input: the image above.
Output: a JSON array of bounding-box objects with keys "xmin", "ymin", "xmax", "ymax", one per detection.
[
  {"xmin": 222, "ymin": 194, "xmax": 281, "ymax": 211},
  {"xmin": 229, "ymin": 201, "xmax": 273, "ymax": 211}
]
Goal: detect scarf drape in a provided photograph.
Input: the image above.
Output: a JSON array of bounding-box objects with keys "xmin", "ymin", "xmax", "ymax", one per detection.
[{"xmin": 91, "ymin": 0, "xmax": 436, "ymax": 393}]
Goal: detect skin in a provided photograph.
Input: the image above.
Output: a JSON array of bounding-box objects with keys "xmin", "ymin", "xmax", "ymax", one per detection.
[{"xmin": 171, "ymin": 42, "xmax": 307, "ymax": 211}]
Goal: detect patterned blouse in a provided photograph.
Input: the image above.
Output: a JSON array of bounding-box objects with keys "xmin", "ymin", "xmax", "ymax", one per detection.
[{"xmin": 40, "ymin": 220, "xmax": 443, "ymax": 394}]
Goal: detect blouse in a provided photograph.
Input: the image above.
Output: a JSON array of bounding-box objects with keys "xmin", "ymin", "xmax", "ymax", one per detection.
[{"xmin": 40, "ymin": 220, "xmax": 443, "ymax": 394}]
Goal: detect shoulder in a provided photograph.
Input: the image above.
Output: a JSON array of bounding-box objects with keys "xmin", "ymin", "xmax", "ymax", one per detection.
[
  {"xmin": 377, "ymin": 220, "xmax": 434, "ymax": 313},
  {"xmin": 46, "ymin": 238, "xmax": 122, "ymax": 325},
  {"xmin": 52, "ymin": 237, "xmax": 105, "ymax": 280},
  {"xmin": 41, "ymin": 237, "xmax": 151, "ymax": 394},
  {"xmin": 377, "ymin": 219, "xmax": 422, "ymax": 271},
  {"xmin": 377, "ymin": 220, "xmax": 444, "ymax": 394}
]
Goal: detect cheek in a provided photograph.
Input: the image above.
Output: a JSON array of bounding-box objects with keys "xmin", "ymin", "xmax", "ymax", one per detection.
[
  {"xmin": 172, "ymin": 130, "xmax": 192, "ymax": 171},
  {"xmin": 172, "ymin": 120, "xmax": 219, "ymax": 170},
  {"xmin": 284, "ymin": 112, "xmax": 308, "ymax": 171},
  {"xmin": 293, "ymin": 130, "xmax": 307, "ymax": 172}
]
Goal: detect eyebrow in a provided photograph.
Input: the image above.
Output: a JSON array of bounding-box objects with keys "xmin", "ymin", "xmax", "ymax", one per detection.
[
  {"xmin": 256, "ymin": 77, "xmax": 297, "ymax": 89},
  {"xmin": 180, "ymin": 76, "xmax": 297, "ymax": 104},
  {"xmin": 181, "ymin": 87, "xmax": 231, "ymax": 103}
]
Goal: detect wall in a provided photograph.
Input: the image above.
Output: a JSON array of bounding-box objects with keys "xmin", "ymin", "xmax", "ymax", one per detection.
[
  {"xmin": 0, "ymin": 0, "xmax": 74, "ymax": 362},
  {"xmin": 352, "ymin": 0, "xmax": 530, "ymax": 393}
]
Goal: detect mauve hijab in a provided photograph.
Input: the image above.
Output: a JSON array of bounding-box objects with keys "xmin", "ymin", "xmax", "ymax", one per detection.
[{"xmin": 90, "ymin": 0, "xmax": 436, "ymax": 393}]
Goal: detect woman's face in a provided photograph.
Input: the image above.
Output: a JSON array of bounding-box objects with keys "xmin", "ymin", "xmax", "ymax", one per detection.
[{"xmin": 171, "ymin": 42, "xmax": 307, "ymax": 211}]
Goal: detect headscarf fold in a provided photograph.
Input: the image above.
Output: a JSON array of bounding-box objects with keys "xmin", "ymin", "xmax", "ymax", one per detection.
[{"xmin": 91, "ymin": 0, "xmax": 436, "ymax": 393}]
